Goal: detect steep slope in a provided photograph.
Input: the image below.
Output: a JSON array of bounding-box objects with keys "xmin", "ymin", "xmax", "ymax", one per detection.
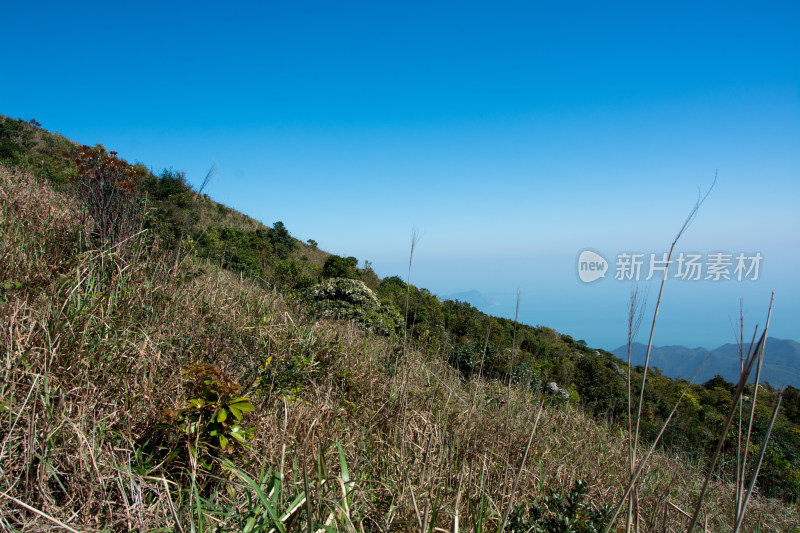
[{"xmin": 1, "ymin": 116, "xmax": 798, "ymax": 531}]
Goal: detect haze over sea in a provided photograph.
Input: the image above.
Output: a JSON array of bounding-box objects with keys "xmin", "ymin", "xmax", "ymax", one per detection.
[{"xmin": 2, "ymin": 1, "xmax": 797, "ymax": 350}]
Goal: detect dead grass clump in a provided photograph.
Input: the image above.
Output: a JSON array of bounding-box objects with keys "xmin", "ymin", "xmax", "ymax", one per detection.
[{"xmin": 0, "ymin": 165, "xmax": 80, "ymax": 289}]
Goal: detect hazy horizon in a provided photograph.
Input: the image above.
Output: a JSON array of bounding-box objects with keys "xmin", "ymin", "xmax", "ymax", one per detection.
[{"xmin": 2, "ymin": 1, "xmax": 798, "ymax": 351}]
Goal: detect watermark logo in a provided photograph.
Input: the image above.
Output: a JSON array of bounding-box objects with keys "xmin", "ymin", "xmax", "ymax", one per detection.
[
  {"xmin": 577, "ymin": 250, "xmax": 608, "ymax": 283},
  {"xmin": 577, "ymin": 250, "xmax": 763, "ymax": 283}
]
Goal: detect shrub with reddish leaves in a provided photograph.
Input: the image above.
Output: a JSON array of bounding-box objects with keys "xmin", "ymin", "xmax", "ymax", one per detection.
[{"xmin": 70, "ymin": 144, "xmax": 146, "ymax": 247}]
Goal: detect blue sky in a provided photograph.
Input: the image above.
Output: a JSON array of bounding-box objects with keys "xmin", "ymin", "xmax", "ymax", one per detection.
[{"xmin": 2, "ymin": 1, "xmax": 798, "ymax": 350}]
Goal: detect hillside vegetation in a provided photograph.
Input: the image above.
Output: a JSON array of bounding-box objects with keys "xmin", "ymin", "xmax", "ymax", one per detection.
[{"xmin": 1, "ymin": 115, "xmax": 798, "ymax": 531}]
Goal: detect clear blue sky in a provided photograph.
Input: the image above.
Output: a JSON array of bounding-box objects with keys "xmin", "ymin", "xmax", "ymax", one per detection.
[{"xmin": 2, "ymin": 1, "xmax": 798, "ymax": 350}]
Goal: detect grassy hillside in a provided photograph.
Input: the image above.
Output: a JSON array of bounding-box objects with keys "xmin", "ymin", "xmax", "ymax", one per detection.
[{"xmin": 1, "ymin": 115, "xmax": 798, "ymax": 531}]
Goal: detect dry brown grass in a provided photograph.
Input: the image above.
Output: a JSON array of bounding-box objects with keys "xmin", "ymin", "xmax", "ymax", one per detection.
[{"xmin": 0, "ymin": 164, "xmax": 796, "ymax": 532}]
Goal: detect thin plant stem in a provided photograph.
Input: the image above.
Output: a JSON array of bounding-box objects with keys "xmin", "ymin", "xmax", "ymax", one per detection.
[
  {"xmin": 633, "ymin": 177, "xmax": 715, "ymax": 466},
  {"xmin": 687, "ymin": 298, "xmax": 772, "ymax": 533},
  {"xmin": 625, "ymin": 286, "xmax": 646, "ymax": 533},
  {"xmin": 733, "ymin": 298, "xmax": 745, "ymax": 521},
  {"xmin": 738, "ymin": 296, "xmax": 772, "ymax": 511},
  {"xmin": 0, "ymin": 490, "xmax": 82, "ymax": 533},
  {"xmin": 501, "ymin": 290, "xmax": 521, "ymax": 492},
  {"xmin": 499, "ymin": 400, "xmax": 544, "ymax": 533},
  {"xmin": 733, "ymin": 390, "xmax": 784, "ymax": 533},
  {"xmin": 604, "ymin": 358, "xmax": 708, "ymax": 533}
]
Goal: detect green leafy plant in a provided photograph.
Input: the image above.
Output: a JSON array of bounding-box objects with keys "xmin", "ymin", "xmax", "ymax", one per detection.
[
  {"xmin": 0, "ymin": 280, "xmax": 22, "ymax": 303},
  {"xmin": 209, "ymin": 441, "xmax": 358, "ymax": 532},
  {"xmin": 268, "ymin": 221, "xmax": 296, "ymax": 260},
  {"xmin": 306, "ymin": 278, "xmax": 402, "ymax": 335},
  {"xmin": 507, "ymin": 480, "xmax": 610, "ymax": 533},
  {"xmin": 321, "ymin": 254, "xmax": 360, "ymax": 279},
  {"xmin": 255, "ymin": 324, "xmax": 335, "ymax": 400},
  {"xmin": 274, "ymin": 259, "xmax": 319, "ymax": 289},
  {"xmin": 256, "ymin": 353, "xmax": 317, "ymax": 401},
  {"xmin": 162, "ymin": 364, "xmax": 255, "ymax": 458}
]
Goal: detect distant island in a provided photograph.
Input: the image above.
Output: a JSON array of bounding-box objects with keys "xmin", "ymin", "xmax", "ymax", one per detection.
[{"xmin": 446, "ymin": 289, "xmax": 499, "ymax": 309}]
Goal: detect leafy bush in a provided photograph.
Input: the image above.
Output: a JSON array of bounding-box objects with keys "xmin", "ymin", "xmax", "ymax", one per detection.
[
  {"xmin": 142, "ymin": 168, "xmax": 194, "ymax": 206},
  {"xmin": 192, "ymin": 222, "xmax": 300, "ymax": 280},
  {"xmin": 159, "ymin": 364, "xmax": 255, "ymax": 462},
  {"xmin": 0, "ymin": 117, "xmax": 35, "ymax": 159},
  {"xmin": 449, "ymin": 342, "xmax": 489, "ymax": 379},
  {"xmin": 268, "ymin": 221, "xmax": 296, "ymax": 260},
  {"xmin": 506, "ymin": 480, "xmax": 610, "ymax": 532},
  {"xmin": 574, "ymin": 353, "xmax": 627, "ymax": 417},
  {"xmin": 70, "ymin": 144, "xmax": 146, "ymax": 247},
  {"xmin": 513, "ymin": 359, "xmax": 543, "ymax": 393},
  {"xmin": 274, "ymin": 259, "xmax": 319, "ymax": 289},
  {"xmin": 194, "ymin": 226, "xmax": 269, "ymax": 277},
  {"xmin": 306, "ymin": 278, "xmax": 402, "ymax": 335},
  {"xmin": 322, "ymin": 254, "xmax": 360, "ymax": 279},
  {"xmin": 755, "ymin": 446, "xmax": 800, "ymax": 502},
  {"xmin": 257, "ymin": 353, "xmax": 316, "ymax": 401},
  {"xmin": 782, "ymin": 386, "xmax": 800, "ymax": 425},
  {"xmin": 255, "ymin": 326, "xmax": 336, "ymax": 401}
]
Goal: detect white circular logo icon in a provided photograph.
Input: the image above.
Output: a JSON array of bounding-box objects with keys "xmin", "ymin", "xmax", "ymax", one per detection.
[{"xmin": 578, "ymin": 250, "xmax": 608, "ymax": 283}]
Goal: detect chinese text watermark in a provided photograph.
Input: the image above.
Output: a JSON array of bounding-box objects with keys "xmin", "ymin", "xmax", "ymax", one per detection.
[{"xmin": 577, "ymin": 250, "xmax": 763, "ymax": 283}]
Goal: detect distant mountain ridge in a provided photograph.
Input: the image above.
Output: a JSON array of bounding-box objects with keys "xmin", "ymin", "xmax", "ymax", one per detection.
[{"xmin": 611, "ymin": 337, "xmax": 800, "ymax": 388}]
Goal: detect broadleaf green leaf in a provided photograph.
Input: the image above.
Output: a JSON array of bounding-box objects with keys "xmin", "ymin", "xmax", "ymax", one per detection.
[{"xmin": 229, "ymin": 400, "xmax": 254, "ymax": 412}]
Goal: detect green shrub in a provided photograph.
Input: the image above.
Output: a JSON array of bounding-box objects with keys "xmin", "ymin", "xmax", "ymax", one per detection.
[
  {"xmin": 0, "ymin": 117, "xmax": 35, "ymax": 159},
  {"xmin": 506, "ymin": 479, "xmax": 610, "ymax": 532},
  {"xmin": 757, "ymin": 446, "xmax": 800, "ymax": 502},
  {"xmin": 306, "ymin": 278, "xmax": 402, "ymax": 335},
  {"xmin": 268, "ymin": 221, "xmax": 296, "ymax": 260},
  {"xmin": 513, "ymin": 359, "xmax": 542, "ymax": 393},
  {"xmin": 194, "ymin": 226, "xmax": 269, "ymax": 277},
  {"xmin": 142, "ymin": 168, "xmax": 194, "ymax": 207},
  {"xmin": 574, "ymin": 353, "xmax": 627, "ymax": 417},
  {"xmin": 274, "ymin": 259, "xmax": 318, "ymax": 289},
  {"xmin": 254, "ymin": 329, "xmax": 331, "ymax": 401},
  {"xmin": 449, "ymin": 342, "xmax": 487, "ymax": 379},
  {"xmin": 159, "ymin": 364, "xmax": 255, "ymax": 463},
  {"xmin": 322, "ymin": 254, "xmax": 359, "ymax": 279}
]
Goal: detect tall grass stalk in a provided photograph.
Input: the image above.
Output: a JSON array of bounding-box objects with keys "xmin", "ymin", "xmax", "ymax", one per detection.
[
  {"xmin": 402, "ymin": 227, "xmax": 419, "ymax": 356},
  {"xmin": 399, "ymin": 227, "xmax": 420, "ymax": 504},
  {"xmin": 498, "ymin": 399, "xmax": 544, "ymax": 533},
  {"xmin": 605, "ymin": 360, "xmax": 707, "ymax": 533},
  {"xmin": 733, "ymin": 389, "xmax": 784, "ymax": 533},
  {"xmin": 620, "ymin": 179, "xmax": 714, "ymax": 532},
  {"xmin": 632, "ymin": 180, "xmax": 713, "ymax": 467},
  {"xmin": 687, "ymin": 300, "xmax": 772, "ymax": 533},
  {"xmin": 734, "ymin": 296, "xmax": 771, "ymax": 526},
  {"xmin": 625, "ymin": 286, "xmax": 646, "ymax": 533},
  {"xmin": 501, "ymin": 290, "xmax": 521, "ymax": 493},
  {"xmin": 733, "ymin": 298, "xmax": 746, "ymax": 523}
]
